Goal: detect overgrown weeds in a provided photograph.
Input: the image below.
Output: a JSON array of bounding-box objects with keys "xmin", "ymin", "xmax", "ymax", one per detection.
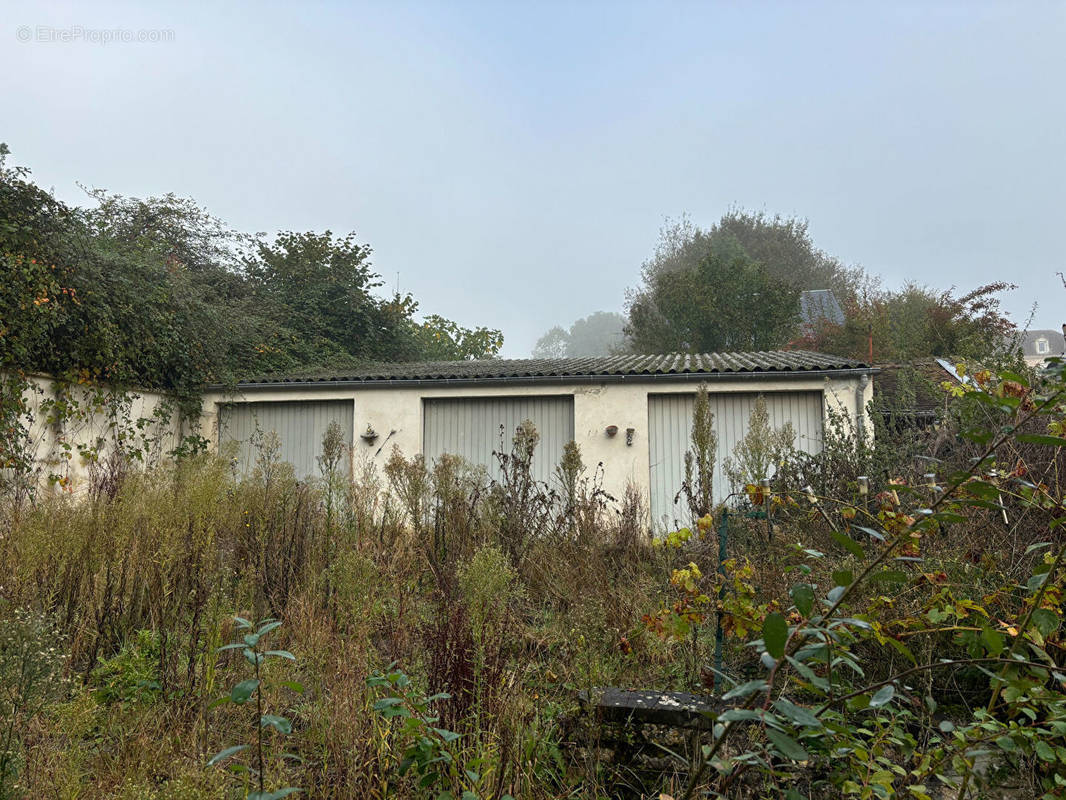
[{"xmin": 0, "ymin": 368, "xmax": 1064, "ymax": 798}]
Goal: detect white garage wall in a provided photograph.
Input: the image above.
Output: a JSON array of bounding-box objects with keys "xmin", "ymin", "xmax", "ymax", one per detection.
[
  {"xmin": 423, "ymin": 396, "xmax": 574, "ymax": 485},
  {"xmin": 202, "ymin": 373, "xmax": 871, "ymax": 524},
  {"xmin": 218, "ymin": 400, "xmax": 354, "ymax": 479},
  {"xmin": 648, "ymin": 391, "xmax": 824, "ymax": 531}
]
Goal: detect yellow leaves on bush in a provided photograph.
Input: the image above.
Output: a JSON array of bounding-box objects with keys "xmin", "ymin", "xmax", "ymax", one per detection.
[
  {"xmin": 745, "ymin": 483, "xmax": 767, "ymax": 506},
  {"xmin": 670, "ymin": 562, "xmax": 703, "ymax": 594},
  {"xmin": 654, "ymin": 515, "xmax": 715, "ymax": 549},
  {"xmin": 643, "ymin": 562, "xmax": 712, "ymax": 640},
  {"xmin": 942, "ymin": 380, "xmax": 967, "ymax": 398}
]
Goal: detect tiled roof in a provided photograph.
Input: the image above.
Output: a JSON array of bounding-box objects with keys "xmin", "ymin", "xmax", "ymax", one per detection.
[
  {"xmin": 236, "ymin": 350, "xmax": 871, "ymax": 386},
  {"xmin": 873, "ymin": 360, "xmax": 960, "ymax": 415},
  {"xmin": 799, "ymin": 290, "xmax": 846, "ymax": 326},
  {"xmin": 1020, "ymin": 330, "xmax": 1066, "ymax": 357}
]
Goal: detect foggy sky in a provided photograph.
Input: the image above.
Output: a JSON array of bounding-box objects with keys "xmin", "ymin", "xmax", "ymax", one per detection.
[{"xmin": 3, "ymin": 0, "xmax": 1063, "ymax": 357}]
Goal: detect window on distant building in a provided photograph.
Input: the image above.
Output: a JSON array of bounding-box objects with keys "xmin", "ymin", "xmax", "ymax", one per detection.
[{"xmin": 1036, "ymin": 338, "xmax": 1050, "ymax": 354}]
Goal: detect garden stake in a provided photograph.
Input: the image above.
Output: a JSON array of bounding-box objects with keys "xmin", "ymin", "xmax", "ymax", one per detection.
[{"xmin": 713, "ymin": 509, "xmax": 728, "ymax": 692}]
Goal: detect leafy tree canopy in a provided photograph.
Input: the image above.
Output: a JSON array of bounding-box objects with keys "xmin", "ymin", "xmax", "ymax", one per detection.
[
  {"xmin": 0, "ymin": 147, "xmax": 502, "ymax": 395},
  {"xmin": 712, "ymin": 209, "xmax": 867, "ymax": 301},
  {"xmin": 626, "ymin": 224, "xmax": 801, "ymax": 353},
  {"xmin": 411, "ymin": 314, "xmax": 505, "ymax": 362},
  {"xmin": 626, "ymin": 211, "xmax": 1017, "ymax": 363}
]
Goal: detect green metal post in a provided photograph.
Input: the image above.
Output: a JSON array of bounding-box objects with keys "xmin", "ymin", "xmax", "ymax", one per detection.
[
  {"xmin": 762, "ymin": 478, "xmax": 773, "ymax": 543},
  {"xmin": 714, "ymin": 509, "xmax": 728, "ymax": 692}
]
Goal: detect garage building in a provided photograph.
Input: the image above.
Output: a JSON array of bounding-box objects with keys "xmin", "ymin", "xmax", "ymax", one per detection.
[{"xmin": 202, "ymin": 351, "xmax": 874, "ymax": 529}]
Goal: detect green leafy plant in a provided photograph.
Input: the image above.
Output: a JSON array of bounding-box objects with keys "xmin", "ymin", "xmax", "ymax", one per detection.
[
  {"xmin": 676, "ymin": 361, "xmax": 1066, "ymax": 800},
  {"xmin": 90, "ymin": 628, "xmax": 162, "ymax": 705},
  {"xmin": 368, "ymin": 665, "xmax": 506, "ymax": 800},
  {"xmin": 0, "ymin": 374, "xmax": 45, "ymax": 511},
  {"xmin": 208, "ymin": 616, "xmax": 303, "ymax": 800}
]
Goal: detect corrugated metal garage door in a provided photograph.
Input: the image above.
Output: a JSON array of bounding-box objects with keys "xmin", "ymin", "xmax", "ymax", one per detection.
[
  {"xmin": 648, "ymin": 391, "xmax": 823, "ymax": 530},
  {"xmin": 423, "ymin": 396, "xmax": 574, "ymax": 485},
  {"xmin": 218, "ymin": 400, "xmax": 353, "ymax": 479}
]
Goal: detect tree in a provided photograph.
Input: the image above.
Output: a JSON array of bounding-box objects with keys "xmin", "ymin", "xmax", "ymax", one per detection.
[
  {"xmin": 0, "ymin": 145, "xmax": 76, "ymax": 372},
  {"xmin": 410, "ymin": 314, "xmax": 503, "ymax": 361},
  {"xmin": 84, "ymin": 190, "xmax": 247, "ymax": 277},
  {"xmin": 244, "ymin": 232, "xmax": 504, "ymax": 367},
  {"xmin": 81, "ymin": 192, "xmax": 246, "ymax": 389},
  {"xmin": 0, "ymin": 145, "xmax": 505, "ymax": 391},
  {"xmin": 245, "ymin": 230, "xmax": 382, "ymax": 358},
  {"xmin": 532, "ymin": 311, "xmax": 626, "ymax": 358},
  {"xmin": 712, "ymin": 209, "xmax": 867, "ymax": 301},
  {"xmin": 531, "ymin": 326, "xmax": 568, "ymax": 359},
  {"xmin": 626, "ymin": 230, "xmax": 800, "ymax": 353},
  {"xmin": 566, "ymin": 311, "xmax": 626, "ymax": 356},
  {"xmin": 1, "ymin": 148, "xmax": 229, "ymax": 393},
  {"xmin": 625, "ymin": 212, "xmax": 869, "ymax": 354}
]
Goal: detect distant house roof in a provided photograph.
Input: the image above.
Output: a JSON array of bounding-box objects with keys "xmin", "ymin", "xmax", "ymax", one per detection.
[
  {"xmin": 1020, "ymin": 329, "xmax": 1066, "ymax": 358},
  {"xmin": 228, "ymin": 350, "xmax": 872, "ymax": 388},
  {"xmin": 799, "ymin": 290, "xmax": 845, "ymax": 327}
]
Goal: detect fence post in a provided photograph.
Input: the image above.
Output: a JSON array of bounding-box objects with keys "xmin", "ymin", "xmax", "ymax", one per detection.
[
  {"xmin": 714, "ymin": 508, "xmax": 728, "ymax": 692},
  {"xmin": 761, "ymin": 477, "xmax": 772, "ymax": 542}
]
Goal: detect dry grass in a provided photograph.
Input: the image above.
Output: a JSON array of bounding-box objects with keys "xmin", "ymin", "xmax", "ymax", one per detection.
[
  {"xmin": 0, "ymin": 408, "xmax": 1060, "ymax": 798},
  {"xmin": 0, "ymin": 448, "xmax": 668, "ymax": 798}
]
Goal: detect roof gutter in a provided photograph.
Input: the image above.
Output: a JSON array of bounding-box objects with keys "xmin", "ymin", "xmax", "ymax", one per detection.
[{"xmin": 211, "ymin": 366, "xmax": 878, "ymax": 393}]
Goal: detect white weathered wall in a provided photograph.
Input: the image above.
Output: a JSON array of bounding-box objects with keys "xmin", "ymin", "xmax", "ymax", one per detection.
[
  {"xmin": 201, "ymin": 373, "xmax": 873, "ymax": 509},
  {"xmin": 4, "ymin": 370, "xmax": 874, "ymax": 504},
  {"xmin": 8, "ymin": 374, "xmax": 185, "ymax": 495}
]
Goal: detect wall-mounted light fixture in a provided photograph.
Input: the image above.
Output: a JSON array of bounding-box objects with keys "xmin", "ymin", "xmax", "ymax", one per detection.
[
  {"xmin": 625, "ymin": 427, "xmax": 635, "ymax": 446},
  {"xmin": 605, "ymin": 425, "xmax": 618, "ymax": 437},
  {"xmin": 360, "ymin": 424, "xmax": 379, "ymax": 444}
]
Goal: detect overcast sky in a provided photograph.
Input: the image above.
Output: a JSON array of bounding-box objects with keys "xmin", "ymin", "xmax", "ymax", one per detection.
[{"xmin": 3, "ymin": 1, "xmax": 1063, "ymax": 356}]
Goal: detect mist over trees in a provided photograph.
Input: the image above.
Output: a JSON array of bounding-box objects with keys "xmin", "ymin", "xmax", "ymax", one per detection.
[
  {"xmin": 532, "ymin": 311, "xmax": 626, "ymax": 358},
  {"xmin": 0, "ymin": 146, "xmax": 502, "ymax": 395},
  {"xmin": 711, "ymin": 211, "xmax": 867, "ymax": 301}
]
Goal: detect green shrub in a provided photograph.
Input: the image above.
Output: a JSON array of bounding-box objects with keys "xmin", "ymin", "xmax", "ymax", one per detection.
[
  {"xmin": 458, "ymin": 545, "xmax": 520, "ymax": 646},
  {"xmin": 90, "ymin": 629, "xmax": 162, "ymax": 705},
  {"xmin": 326, "ymin": 549, "xmax": 385, "ymax": 635}
]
